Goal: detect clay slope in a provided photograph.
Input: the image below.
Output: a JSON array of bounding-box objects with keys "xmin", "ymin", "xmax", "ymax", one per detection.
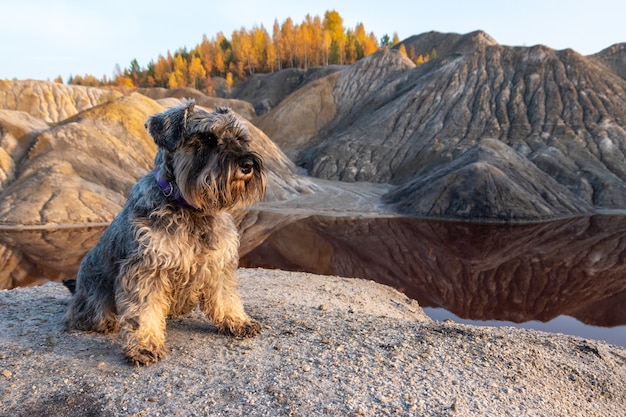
[
  {"xmin": 0, "ymin": 109, "xmax": 48, "ymax": 189},
  {"xmin": 231, "ymin": 66, "xmax": 343, "ymax": 115},
  {"xmin": 383, "ymin": 139, "xmax": 593, "ymax": 221},
  {"xmin": 0, "ymin": 80, "xmax": 121, "ymax": 123},
  {"xmin": 0, "ymin": 93, "xmax": 163, "ymax": 225},
  {"xmin": 135, "ymin": 87, "xmax": 256, "ymax": 120},
  {"xmin": 0, "ymin": 86, "xmax": 318, "ymax": 226},
  {"xmin": 255, "ymin": 48, "xmax": 414, "ymax": 158},
  {"xmin": 261, "ymin": 31, "xmax": 626, "ymax": 218},
  {"xmin": 593, "ymin": 43, "xmax": 626, "ymax": 80}
]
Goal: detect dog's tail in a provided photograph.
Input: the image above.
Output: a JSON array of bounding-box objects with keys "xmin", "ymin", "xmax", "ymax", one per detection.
[{"xmin": 62, "ymin": 279, "xmax": 77, "ymax": 295}]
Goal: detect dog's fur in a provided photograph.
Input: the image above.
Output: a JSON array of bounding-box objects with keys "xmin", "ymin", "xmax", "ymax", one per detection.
[{"xmin": 64, "ymin": 100, "xmax": 265, "ymax": 365}]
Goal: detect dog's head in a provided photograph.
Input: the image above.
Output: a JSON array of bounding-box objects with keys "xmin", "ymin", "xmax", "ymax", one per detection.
[{"xmin": 145, "ymin": 100, "xmax": 265, "ymax": 211}]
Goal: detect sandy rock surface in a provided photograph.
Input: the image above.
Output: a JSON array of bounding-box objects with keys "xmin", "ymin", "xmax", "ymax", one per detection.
[
  {"xmin": 1, "ymin": 269, "xmax": 624, "ymax": 416},
  {"xmin": 0, "ymin": 80, "xmax": 121, "ymax": 124}
]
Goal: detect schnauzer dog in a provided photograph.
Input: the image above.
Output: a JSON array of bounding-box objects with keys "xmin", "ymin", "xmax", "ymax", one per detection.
[{"xmin": 64, "ymin": 100, "xmax": 265, "ymax": 365}]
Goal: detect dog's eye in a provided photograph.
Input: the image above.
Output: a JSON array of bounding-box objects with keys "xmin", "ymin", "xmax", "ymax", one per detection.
[{"xmin": 198, "ymin": 133, "xmax": 217, "ymax": 146}]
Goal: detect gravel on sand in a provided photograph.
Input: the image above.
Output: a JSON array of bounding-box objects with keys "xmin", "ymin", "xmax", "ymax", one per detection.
[{"xmin": 1, "ymin": 268, "xmax": 624, "ymax": 416}]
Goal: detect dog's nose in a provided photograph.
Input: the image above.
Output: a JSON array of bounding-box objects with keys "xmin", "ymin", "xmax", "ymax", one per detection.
[{"xmin": 239, "ymin": 159, "xmax": 254, "ymax": 175}]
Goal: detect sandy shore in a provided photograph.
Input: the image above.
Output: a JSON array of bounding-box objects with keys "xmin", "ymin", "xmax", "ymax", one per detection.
[{"xmin": 1, "ymin": 268, "xmax": 624, "ymax": 416}]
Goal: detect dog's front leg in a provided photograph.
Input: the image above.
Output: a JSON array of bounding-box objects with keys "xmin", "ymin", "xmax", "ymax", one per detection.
[
  {"xmin": 116, "ymin": 265, "xmax": 170, "ymax": 365},
  {"xmin": 199, "ymin": 264, "xmax": 261, "ymax": 338}
]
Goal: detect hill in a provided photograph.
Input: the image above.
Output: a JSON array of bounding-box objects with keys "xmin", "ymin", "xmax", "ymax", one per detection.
[
  {"xmin": 135, "ymin": 87, "xmax": 256, "ymax": 119},
  {"xmin": 255, "ymin": 31, "xmax": 626, "ymax": 220},
  {"xmin": 383, "ymin": 139, "xmax": 593, "ymax": 221},
  {"xmin": 0, "ymin": 93, "xmax": 161, "ymax": 225},
  {"xmin": 0, "ymin": 80, "xmax": 121, "ymax": 123},
  {"xmin": 3, "ymin": 31, "xmax": 626, "ymax": 223},
  {"xmin": 0, "ymin": 81, "xmax": 320, "ymax": 225},
  {"xmin": 230, "ymin": 66, "xmax": 343, "ymax": 115},
  {"xmin": 393, "ymin": 29, "xmax": 498, "ymax": 58},
  {"xmin": 593, "ymin": 42, "xmax": 626, "ymax": 80}
]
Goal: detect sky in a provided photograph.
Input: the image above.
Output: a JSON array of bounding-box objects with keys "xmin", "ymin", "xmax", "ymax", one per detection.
[{"xmin": 1, "ymin": 0, "xmax": 625, "ymax": 81}]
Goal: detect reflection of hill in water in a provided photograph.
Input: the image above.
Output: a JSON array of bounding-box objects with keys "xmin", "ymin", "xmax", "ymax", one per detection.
[
  {"xmin": 0, "ymin": 226, "xmax": 106, "ymax": 288},
  {"xmin": 5, "ymin": 213, "xmax": 625, "ymax": 333},
  {"xmin": 241, "ymin": 214, "xmax": 626, "ymax": 328}
]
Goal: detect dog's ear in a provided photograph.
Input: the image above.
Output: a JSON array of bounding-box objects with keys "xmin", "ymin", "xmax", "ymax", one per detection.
[
  {"xmin": 214, "ymin": 105, "xmax": 232, "ymax": 114},
  {"xmin": 145, "ymin": 99, "xmax": 195, "ymax": 151}
]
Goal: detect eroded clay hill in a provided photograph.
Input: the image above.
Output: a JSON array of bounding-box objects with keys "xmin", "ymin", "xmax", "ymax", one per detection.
[
  {"xmin": 258, "ymin": 31, "xmax": 626, "ymax": 220},
  {"xmin": 0, "ymin": 83, "xmax": 317, "ymax": 226},
  {"xmin": 0, "ymin": 79, "xmax": 122, "ymax": 123},
  {"xmin": 594, "ymin": 42, "xmax": 626, "ymax": 80},
  {"xmin": 0, "ymin": 93, "xmax": 162, "ymax": 225},
  {"xmin": 2, "ymin": 30, "xmax": 626, "ymax": 222},
  {"xmin": 135, "ymin": 87, "xmax": 257, "ymax": 120}
]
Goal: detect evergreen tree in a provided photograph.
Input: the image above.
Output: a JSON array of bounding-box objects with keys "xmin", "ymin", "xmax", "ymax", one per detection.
[{"xmin": 380, "ymin": 34, "xmax": 391, "ymax": 47}]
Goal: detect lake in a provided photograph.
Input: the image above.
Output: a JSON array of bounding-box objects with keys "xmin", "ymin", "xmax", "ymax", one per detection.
[
  {"xmin": 240, "ymin": 213, "xmax": 626, "ymax": 347},
  {"xmin": 1, "ymin": 213, "xmax": 625, "ymax": 347}
]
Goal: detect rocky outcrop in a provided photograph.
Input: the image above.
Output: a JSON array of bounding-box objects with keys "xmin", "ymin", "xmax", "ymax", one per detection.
[
  {"xmin": 0, "ymin": 80, "xmax": 121, "ymax": 123},
  {"xmin": 1, "ymin": 270, "xmax": 624, "ymax": 417}
]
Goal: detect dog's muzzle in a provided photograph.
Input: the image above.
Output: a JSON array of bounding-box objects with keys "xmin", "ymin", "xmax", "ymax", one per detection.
[{"xmin": 234, "ymin": 158, "xmax": 255, "ymax": 180}]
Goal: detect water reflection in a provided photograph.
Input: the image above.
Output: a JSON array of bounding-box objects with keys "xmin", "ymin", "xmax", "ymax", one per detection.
[
  {"xmin": 240, "ymin": 214, "xmax": 626, "ymax": 345},
  {"xmin": 0, "ymin": 226, "xmax": 106, "ymax": 288},
  {"xmin": 2, "ymin": 214, "xmax": 625, "ymax": 346}
]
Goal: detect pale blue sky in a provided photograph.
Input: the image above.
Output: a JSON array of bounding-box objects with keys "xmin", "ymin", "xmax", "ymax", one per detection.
[{"xmin": 1, "ymin": 0, "xmax": 624, "ymax": 81}]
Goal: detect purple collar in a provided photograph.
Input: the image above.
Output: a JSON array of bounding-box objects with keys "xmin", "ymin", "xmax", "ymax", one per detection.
[{"xmin": 152, "ymin": 168, "xmax": 195, "ymax": 209}]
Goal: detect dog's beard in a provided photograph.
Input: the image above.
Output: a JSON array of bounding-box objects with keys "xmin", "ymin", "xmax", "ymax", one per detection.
[
  {"xmin": 224, "ymin": 162, "xmax": 266, "ymax": 207},
  {"xmin": 173, "ymin": 152, "xmax": 265, "ymax": 211}
]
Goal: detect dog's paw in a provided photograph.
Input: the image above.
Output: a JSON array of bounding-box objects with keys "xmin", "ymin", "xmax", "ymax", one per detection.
[
  {"xmin": 124, "ymin": 343, "xmax": 167, "ymax": 366},
  {"xmin": 221, "ymin": 319, "xmax": 262, "ymax": 338}
]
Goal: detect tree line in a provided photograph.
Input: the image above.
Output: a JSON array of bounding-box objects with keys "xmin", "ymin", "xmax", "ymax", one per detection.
[{"xmin": 66, "ymin": 10, "xmax": 401, "ymax": 94}]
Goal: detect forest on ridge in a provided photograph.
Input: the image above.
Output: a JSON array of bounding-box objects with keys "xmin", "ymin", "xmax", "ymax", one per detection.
[{"xmin": 66, "ymin": 10, "xmax": 404, "ymax": 94}]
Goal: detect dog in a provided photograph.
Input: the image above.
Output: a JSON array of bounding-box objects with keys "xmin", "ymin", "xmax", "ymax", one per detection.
[{"xmin": 64, "ymin": 100, "xmax": 265, "ymax": 365}]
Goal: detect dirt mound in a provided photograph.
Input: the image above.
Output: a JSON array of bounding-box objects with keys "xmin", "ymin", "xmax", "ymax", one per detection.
[
  {"xmin": 395, "ymin": 29, "xmax": 498, "ymax": 58},
  {"xmin": 135, "ymin": 87, "xmax": 256, "ymax": 119},
  {"xmin": 0, "ymin": 80, "xmax": 121, "ymax": 123},
  {"xmin": 232, "ymin": 66, "xmax": 343, "ymax": 116},
  {"xmin": 593, "ymin": 42, "xmax": 626, "ymax": 80},
  {"xmin": 0, "ymin": 93, "xmax": 162, "ymax": 225},
  {"xmin": 255, "ymin": 48, "xmax": 413, "ymax": 159}
]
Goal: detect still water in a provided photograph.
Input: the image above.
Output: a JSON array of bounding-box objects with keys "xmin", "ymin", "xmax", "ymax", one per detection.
[
  {"xmin": 1, "ymin": 214, "xmax": 625, "ymax": 347},
  {"xmin": 241, "ymin": 213, "xmax": 626, "ymax": 347}
]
